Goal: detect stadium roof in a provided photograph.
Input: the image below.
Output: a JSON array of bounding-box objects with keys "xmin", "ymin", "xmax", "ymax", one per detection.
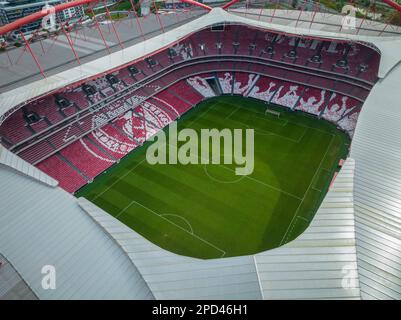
[
  {"xmin": 350, "ymin": 65, "xmax": 401, "ymax": 299},
  {"xmin": 0, "ymin": 149, "xmax": 154, "ymax": 299},
  {"xmin": 0, "ymin": 146, "xmax": 357, "ymax": 299},
  {"xmin": 1, "ymin": 7, "xmax": 401, "ymax": 299}
]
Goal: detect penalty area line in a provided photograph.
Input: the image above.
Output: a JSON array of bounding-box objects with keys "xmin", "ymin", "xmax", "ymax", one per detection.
[
  {"xmin": 91, "ymin": 158, "xmax": 147, "ymax": 202},
  {"xmin": 279, "ymin": 134, "xmax": 335, "ymax": 246},
  {"xmin": 161, "ymin": 213, "xmax": 194, "ymax": 235},
  {"xmin": 224, "ymin": 105, "xmax": 241, "ymax": 120},
  {"xmin": 129, "ymin": 199, "xmax": 227, "ymax": 258}
]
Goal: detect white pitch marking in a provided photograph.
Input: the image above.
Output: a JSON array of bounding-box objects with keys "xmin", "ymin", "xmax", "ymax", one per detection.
[
  {"xmin": 280, "ymin": 134, "xmax": 335, "ymax": 245},
  {"xmin": 224, "ymin": 105, "xmax": 241, "ymax": 120},
  {"xmin": 130, "ymin": 199, "xmax": 226, "ymax": 258},
  {"xmin": 203, "ymin": 164, "xmax": 246, "ymax": 184},
  {"xmin": 91, "ymin": 158, "xmax": 147, "ymax": 201},
  {"xmin": 161, "ymin": 213, "xmax": 194, "ymax": 235},
  {"xmin": 166, "ymin": 142, "xmax": 302, "ymax": 201}
]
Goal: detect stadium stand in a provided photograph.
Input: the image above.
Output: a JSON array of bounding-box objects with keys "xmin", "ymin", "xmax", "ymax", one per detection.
[
  {"xmin": 29, "ymin": 119, "xmax": 49, "ymax": 134},
  {"xmin": 294, "ymin": 87, "xmax": 330, "ymax": 116},
  {"xmin": 248, "ymin": 76, "xmax": 282, "ymax": 102},
  {"xmin": 165, "ymin": 81, "xmax": 204, "ymax": 106},
  {"xmin": 217, "ymin": 72, "xmax": 234, "ymax": 94},
  {"xmin": 28, "ymin": 96, "xmax": 65, "ymax": 125},
  {"xmin": 113, "ymin": 109, "xmax": 147, "ymax": 144},
  {"xmin": 0, "ymin": 109, "xmax": 36, "ymax": 144},
  {"xmin": 0, "ymin": 24, "xmax": 381, "ymax": 193},
  {"xmin": 150, "ymin": 94, "xmax": 191, "ymax": 118},
  {"xmin": 337, "ymin": 106, "xmax": 361, "ymax": 136},
  {"xmin": 233, "ymin": 72, "xmax": 259, "ymax": 96},
  {"xmin": 322, "ymin": 93, "xmax": 361, "ymax": 123},
  {"xmin": 17, "ymin": 140, "xmax": 55, "ymax": 164},
  {"xmin": 36, "ymin": 154, "xmax": 88, "ymax": 193},
  {"xmin": 89, "ymin": 124, "xmax": 139, "ymax": 160},
  {"xmin": 271, "ymin": 81, "xmax": 305, "ymax": 109},
  {"xmin": 187, "ymin": 74, "xmax": 217, "ymax": 97},
  {"xmin": 59, "ymin": 138, "xmax": 114, "ymax": 180}
]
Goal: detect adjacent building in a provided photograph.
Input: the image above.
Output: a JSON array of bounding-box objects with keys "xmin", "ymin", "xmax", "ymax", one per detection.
[{"xmin": 0, "ymin": 0, "xmax": 85, "ymax": 34}]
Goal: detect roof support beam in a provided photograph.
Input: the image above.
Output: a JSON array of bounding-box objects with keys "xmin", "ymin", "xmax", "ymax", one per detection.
[
  {"xmin": 19, "ymin": 31, "xmax": 46, "ymax": 78},
  {"xmin": 0, "ymin": 0, "xmax": 100, "ymax": 36},
  {"xmin": 179, "ymin": 0, "xmax": 212, "ymax": 11},
  {"xmin": 222, "ymin": 0, "xmax": 242, "ymax": 10}
]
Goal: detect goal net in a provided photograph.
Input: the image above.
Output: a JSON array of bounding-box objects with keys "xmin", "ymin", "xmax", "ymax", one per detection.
[{"xmin": 265, "ymin": 108, "xmax": 280, "ymax": 118}]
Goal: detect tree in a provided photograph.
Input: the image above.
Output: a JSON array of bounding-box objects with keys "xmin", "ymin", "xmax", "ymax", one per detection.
[{"xmin": 388, "ymin": 11, "xmax": 401, "ymax": 26}]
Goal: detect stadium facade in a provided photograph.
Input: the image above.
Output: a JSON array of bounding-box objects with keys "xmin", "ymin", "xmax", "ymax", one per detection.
[{"xmin": 1, "ymin": 2, "xmax": 401, "ymax": 300}]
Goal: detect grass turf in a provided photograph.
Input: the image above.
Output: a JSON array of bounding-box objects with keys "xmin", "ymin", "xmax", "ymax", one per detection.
[{"xmin": 76, "ymin": 96, "xmax": 350, "ymax": 259}]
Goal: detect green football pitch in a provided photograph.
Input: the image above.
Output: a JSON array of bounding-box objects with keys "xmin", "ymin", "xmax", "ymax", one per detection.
[{"xmin": 76, "ymin": 96, "xmax": 350, "ymax": 259}]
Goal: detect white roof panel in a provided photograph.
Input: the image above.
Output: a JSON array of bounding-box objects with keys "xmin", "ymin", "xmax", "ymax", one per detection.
[{"xmin": 0, "ymin": 165, "xmax": 154, "ymax": 300}]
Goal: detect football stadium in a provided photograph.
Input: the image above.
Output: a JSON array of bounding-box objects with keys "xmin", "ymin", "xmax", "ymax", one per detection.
[{"xmin": 0, "ymin": 0, "xmax": 401, "ymax": 300}]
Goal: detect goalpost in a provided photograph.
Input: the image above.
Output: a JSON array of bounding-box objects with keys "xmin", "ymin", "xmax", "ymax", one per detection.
[{"xmin": 265, "ymin": 107, "xmax": 280, "ymax": 118}]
